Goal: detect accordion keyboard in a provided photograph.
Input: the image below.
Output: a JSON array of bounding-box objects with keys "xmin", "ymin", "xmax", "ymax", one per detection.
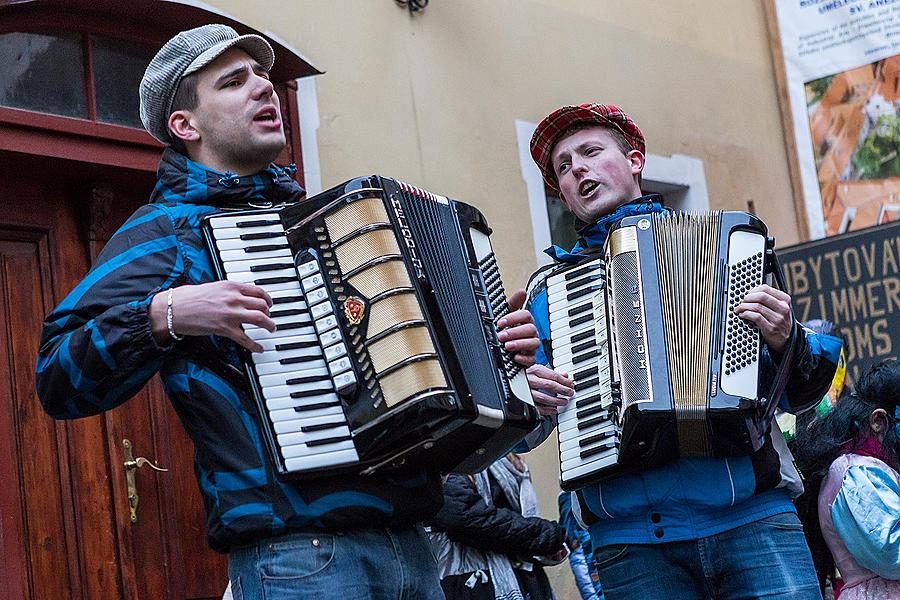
[
  {"xmin": 207, "ymin": 212, "xmax": 360, "ymax": 472},
  {"xmin": 547, "ymin": 257, "xmax": 619, "ymax": 487}
]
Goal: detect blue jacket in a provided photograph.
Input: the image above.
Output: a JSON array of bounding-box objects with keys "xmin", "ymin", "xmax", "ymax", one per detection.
[
  {"xmin": 526, "ymin": 197, "xmax": 843, "ymax": 546},
  {"xmin": 35, "ymin": 149, "xmax": 443, "ymax": 552}
]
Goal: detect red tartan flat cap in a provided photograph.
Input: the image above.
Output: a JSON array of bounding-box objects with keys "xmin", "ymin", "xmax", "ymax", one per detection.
[{"xmin": 530, "ymin": 103, "xmax": 645, "ymax": 192}]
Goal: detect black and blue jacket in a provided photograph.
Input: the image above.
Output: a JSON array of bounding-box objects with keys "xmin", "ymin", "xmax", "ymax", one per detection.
[
  {"xmin": 35, "ymin": 150, "xmax": 443, "ymax": 552},
  {"xmin": 525, "ymin": 196, "xmax": 843, "ymax": 547}
]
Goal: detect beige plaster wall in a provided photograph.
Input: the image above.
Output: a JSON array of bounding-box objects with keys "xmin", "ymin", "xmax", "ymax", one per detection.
[{"xmin": 201, "ymin": 1, "xmax": 796, "ymax": 595}]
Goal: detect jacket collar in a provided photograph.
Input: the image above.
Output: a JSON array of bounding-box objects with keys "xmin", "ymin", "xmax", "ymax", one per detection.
[
  {"xmin": 544, "ymin": 194, "xmax": 667, "ymax": 263},
  {"xmin": 149, "ymin": 148, "xmax": 305, "ymax": 208}
]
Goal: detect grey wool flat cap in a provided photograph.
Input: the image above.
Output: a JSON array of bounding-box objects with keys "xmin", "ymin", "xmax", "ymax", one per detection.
[{"xmin": 139, "ymin": 24, "xmax": 275, "ymax": 144}]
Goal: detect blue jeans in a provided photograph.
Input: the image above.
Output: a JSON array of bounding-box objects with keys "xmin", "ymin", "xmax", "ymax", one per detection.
[
  {"xmin": 592, "ymin": 512, "xmax": 821, "ymax": 600},
  {"xmin": 228, "ymin": 526, "xmax": 445, "ymax": 600}
]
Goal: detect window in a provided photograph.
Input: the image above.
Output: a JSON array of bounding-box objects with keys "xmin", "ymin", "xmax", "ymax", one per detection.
[{"xmin": 0, "ymin": 31, "xmax": 155, "ymax": 128}]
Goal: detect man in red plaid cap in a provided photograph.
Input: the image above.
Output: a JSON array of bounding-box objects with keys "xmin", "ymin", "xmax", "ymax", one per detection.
[{"xmin": 521, "ymin": 103, "xmax": 844, "ymax": 599}]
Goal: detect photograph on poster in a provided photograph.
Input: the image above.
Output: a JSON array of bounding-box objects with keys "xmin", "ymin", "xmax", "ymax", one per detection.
[{"xmin": 806, "ymin": 55, "xmax": 900, "ymax": 236}]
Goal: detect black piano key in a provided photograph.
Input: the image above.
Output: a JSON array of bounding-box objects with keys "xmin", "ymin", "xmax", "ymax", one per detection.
[
  {"xmin": 285, "ymin": 374, "xmax": 326, "ymax": 385},
  {"xmin": 574, "ymin": 377, "xmax": 600, "ymax": 392},
  {"xmin": 307, "ymin": 434, "xmax": 353, "ymax": 447},
  {"xmin": 272, "ymin": 295, "xmax": 304, "ymax": 305},
  {"xmin": 279, "ymin": 354, "xmax": 323, "ymax": 365},
  {"xmin": 577, "ymin": 414, "xmax": 609, "ymax": 430},
  {"xmin": 300, "ymin": 421, "xmax": 345, "ymax": 433},
  {"xmin": 270, "ymin": 308, "xmax": 309, "ymax": 318},
  {"xmin": 236, "ymin": 219, "xmax": 280, "ymax": 227},
  {"xmin": 570, "ymin": 330, "xmax": 594, "ymax": 344},
  {"xmin": 567, "ymin": 284, "xmax": 602, "ymax": 302},
  {"xmin": 564, "ymin": 264, "xmax": 595, "ymax": 281},
  {"xmin": 240, "ymin": 231, "xmax": 283, "ymax": 240},
  {"xmin": 250, "ymin": 262, "xmax": 295, "ymax": 272},
  {"xmin": 275, "ymin": 340, "xmax": 319, "ymax": 351},
  {"xmin": 577, "ymin": 404, "xmax": 607, "ymax": 420},
  {"xmin": 573, "ymin": 348, "xmax": 601, "ymax": 365},
  {"xmin": 245, "ymin": 243, "xmax": 290, "ymax": 253},
  {"xmin": 293, "ymin": 400, "xmax": 342, "ymax": 412},
  {"xmin": 254, "ymin": 276, "xmax": 297, "ymax": 285},
  {"xmin": 579, "ymin": 430, "xmax": 616, "ymax": 448},
  {"xmin": 575, "ymin": 392, "xmax": 603, "ymax": 408},
  {"xmin": 573, "ymin": 366, "xmax": 598, "ymax": 381},
  {"xmin": 290, "ymin": 389, "xmax": 333, "ymax": 399},
  {"xmin": 572, "ymin": 340, "xmax": 595, "ymax": 354},
  {"xmin": 570, "ymin": 313, "xmax": 593, "ymax": 328},
  {"xmin": 580, "ymin": 442, "xmax": 617, "ymax": 459},
  {"xmin": 566, "ymin": 274, "xmax": 601, "ymax": 290},
  {"xmin": 567, "ymin": 302, "xmax": 592, "ymax": 318},
  {"xmin": 275, "ymin": 321, "xmax": 312, "ymax": 331}
]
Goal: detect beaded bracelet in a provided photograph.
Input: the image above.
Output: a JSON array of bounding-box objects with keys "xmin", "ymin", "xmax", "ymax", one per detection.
[{"xmin": 166, "ymin": 288, "xmax": 184, "ymax": 341}]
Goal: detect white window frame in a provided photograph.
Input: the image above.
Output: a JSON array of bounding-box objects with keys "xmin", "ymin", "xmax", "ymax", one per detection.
[{"xmin": 516, "ymin": 120, "xmax": 709, "ymax": 266}]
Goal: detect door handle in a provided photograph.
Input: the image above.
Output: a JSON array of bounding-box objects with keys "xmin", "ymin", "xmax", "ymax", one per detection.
[{"xmin": 122, "ymin": 438, "xmax": 168, "ymax": 524}]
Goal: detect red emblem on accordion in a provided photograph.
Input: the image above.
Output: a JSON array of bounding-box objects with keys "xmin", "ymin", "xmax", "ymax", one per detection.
[{"xmin": 343, "ymin": 296, "xmax": 366, "ymax": 325}]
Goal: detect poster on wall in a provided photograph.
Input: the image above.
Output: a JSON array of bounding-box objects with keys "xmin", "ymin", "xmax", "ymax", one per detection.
[
  {"xmin": 769, "ymin": 0, "xmax": 900, "ymax": 239},
  {"xmin": 779, "ymin": 219, "xmax": 899, "ymax": 388}
]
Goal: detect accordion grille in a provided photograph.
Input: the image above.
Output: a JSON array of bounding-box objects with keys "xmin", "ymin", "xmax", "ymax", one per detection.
[
  {"xmin": 324, "ymin": 196, "xmax": 390, "ymax": 241},
  {"xmin": 334, "ymin": 229, "xmax": 401, "ymax": 274},
  {"xmin": 348, "ymin": 261, "xmax": 413, "ymax": 298},
  {"xmin": 654, "ymin": 212, "xmax": 719, "ymax": 456},
  {"xmin": 379, "ymin": 359, "xmax": 447, "ymax": 408},
  {"xmin": 369, "ymin": 325, "xmax": 434, "ymax": 373},
  {"xmin": 368, "ymin": 292, "xmax": 423, "ymax": 338}
]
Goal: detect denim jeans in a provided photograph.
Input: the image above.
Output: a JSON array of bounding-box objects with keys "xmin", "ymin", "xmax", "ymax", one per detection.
[
  {"xmin": 228, "ymin": 526, "xmax": 445, "ymax": 600},
  {"xmin": 592, "ymin": 512, "xmax": 821, "ymax": 600}
]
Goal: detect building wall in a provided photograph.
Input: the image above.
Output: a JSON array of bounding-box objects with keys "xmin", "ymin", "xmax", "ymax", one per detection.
[{"xmin": 204, "ymin": 0, "xmax": 796, "ymax": 593}]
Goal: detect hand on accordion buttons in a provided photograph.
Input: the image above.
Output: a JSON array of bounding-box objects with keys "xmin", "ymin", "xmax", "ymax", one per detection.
[
  {"xmin": 734, "ymin": 284, "xmax": 793, "ymax": 355},
  {"xmin": 497, "ymin": 289, "xmax": 540, "ymax": 367},
  {"xmin": 526, "ymin": 364, "xmax": 575, "ymax": 416},
  {"xmin": 153, "ymin": 281, "xmax": 276, "ymax": 353}
]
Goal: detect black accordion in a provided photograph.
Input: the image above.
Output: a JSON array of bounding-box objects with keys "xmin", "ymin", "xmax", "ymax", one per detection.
[
  {"xmin": 548, "ymin": 211, "xmax": 786, "ymax": 491},
  {"xmin": 201, "ymin": 175, "xmax": 539, "ymax": 479}
]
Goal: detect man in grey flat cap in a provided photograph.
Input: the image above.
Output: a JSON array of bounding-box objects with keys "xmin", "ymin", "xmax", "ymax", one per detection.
[{"xmin": 35, "ymin": 24, "xmax": 542, "ymax": 600}]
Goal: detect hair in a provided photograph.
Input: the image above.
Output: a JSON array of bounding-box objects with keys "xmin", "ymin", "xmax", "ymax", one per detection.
[
  {"xmin": 166, "ymin": 71, "xmax": 200, "ymax": 155},
  {"xmin": 791, "ymin": 358, "xmax": 900, "ymax": 591},
  {"xmin": 552, "ymin": 122, "xmax": 642, "ymax": 187}
]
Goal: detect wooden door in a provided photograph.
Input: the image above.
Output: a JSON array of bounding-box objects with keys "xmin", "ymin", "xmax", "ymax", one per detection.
[{"xmin": 0, "ymin": 155, "xmax": 227, "ymax": 600}]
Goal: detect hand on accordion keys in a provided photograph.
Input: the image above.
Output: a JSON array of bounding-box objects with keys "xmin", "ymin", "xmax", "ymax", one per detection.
[
  {"xmin": 526, "ymin": 364, "xmax": 574, "ymax": 416},
  {"xmin": 496, "ymin": 289, "xmax": 541, "ymax": 368},
  {"xmin": 734, "ymin": 284, "xmax": 794, "ymax": 356}
]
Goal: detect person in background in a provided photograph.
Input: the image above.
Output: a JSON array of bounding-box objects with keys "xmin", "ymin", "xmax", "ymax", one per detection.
[
  {"xmin": 428, "ymin": 454, "xmax": 567, "ymax": 600},
  {"xmin": 793, "ymin": 359, "xmax": 900, "ymax": 599},
  {"xmin": 558, "ymin": 492, "xmax": 603, "ymax": 600}
]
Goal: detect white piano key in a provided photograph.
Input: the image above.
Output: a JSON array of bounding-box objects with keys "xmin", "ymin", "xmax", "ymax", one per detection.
[
  {"xmin": 244, "ymin": 323, "xmax": 316, "ymax": 341},
  {"xmin": 209, "ymin": 213, "xmax": 281, "ymax": 228},
  {"xmin": 222, "ymin": 255, "xmax": 296, "ymax": 274},
  {"xmin": 259, "ymin": 371, "xmax": 332, "ymax": 390},
  {"xmin": 558, "ymin": 412, "xmax": 615, "ymax": 436},
  {"xmin": 262, "ymin": 380, "xmax": 336, "ymax": 403},
  {"xmin": 272, "ymin": 412, "xmax": 349, "ymax": 434},
  {"xmin": 219, "ymin": 246, "xmax": 291, "ymax": 262},
  {"xmin": 225, "ymin": 267, "xmax": 298, "ymax": 285},
  {"xmin": 254, "ymin": 359, "xmax": 328, "ymax": 377},
  {"xmin": 215, "ymin": 235, "xmax": 288, "ymax": 252},
  {"xmin": 252, "ymin": 343, "xmax": 322, "ymax": 365},
  {"xmin": 252, "ymin": 333, "xmax": 320, "ymax": 355},
  {"xmin": 560, "ymin": 437, "xmax": 617, "ymax": 463},
  {"xmin": 209, "ymin": 223, "xmax": 285, "ymax": 240},
  {"xmin": 284, "ymin": 447, "xmax": 359, "ymax": 472},
  {"xmin": 265, "ymin": 393, "xmax": 341, "ymax": 412},
  {"xmin": 276, "ymin": 424, "xmax": 351, "ymax": 446},
  {"xmin": 561, "ymin": 449, "xmax": 619, "ymax": 478},
  {"xmin": 559, "ymin": 423, "xmax": 616, "ymax": 453}
]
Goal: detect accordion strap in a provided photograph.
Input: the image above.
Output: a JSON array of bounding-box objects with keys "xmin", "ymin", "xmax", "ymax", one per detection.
[{"xmin": 760, "ymin": 246, "xmax": 796, "ymax": 425}]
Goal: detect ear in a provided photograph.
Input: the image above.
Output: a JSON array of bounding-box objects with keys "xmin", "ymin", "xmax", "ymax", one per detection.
[
  {"xmin": 167, "ymin": 110, "xmax": 200, "ymax": 144},
  {"xmin": 870, "ymin": 408, "xmax": 889, "ymax": 435},
  {"xmin": 627, "ymin": 150, "xmax": 646, "ymax": 178}
]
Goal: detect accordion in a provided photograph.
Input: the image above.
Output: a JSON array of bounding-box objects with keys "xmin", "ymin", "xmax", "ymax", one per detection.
[
  {"xmin": 550, "ymin": 211, "xmax": 785, "ymax": 491},
  {"xmin": 201, "ymin": 175, "xmax": 539, "ymax": 480}
]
